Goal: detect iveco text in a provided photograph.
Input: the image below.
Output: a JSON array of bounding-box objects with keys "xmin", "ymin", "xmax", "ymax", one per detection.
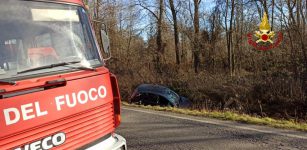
[{"xmin": 14, "ymin": 132, "xmax": 66, "ymax": 150}]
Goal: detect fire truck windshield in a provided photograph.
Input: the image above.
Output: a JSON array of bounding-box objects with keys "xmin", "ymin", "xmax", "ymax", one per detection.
[{"xmin": 0, "ymin": 1, "xmax": 102, "ymax": 80}]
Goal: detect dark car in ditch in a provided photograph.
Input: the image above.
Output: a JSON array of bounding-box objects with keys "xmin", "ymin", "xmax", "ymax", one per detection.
[{"xmin": 129, "ymin": 84, "xmax": 191, "ymax": 108}]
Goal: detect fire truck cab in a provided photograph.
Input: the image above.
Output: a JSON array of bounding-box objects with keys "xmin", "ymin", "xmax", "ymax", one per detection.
[{"xmin": 0, "ymin": 0, "xmax": 126, "ymax": 149}]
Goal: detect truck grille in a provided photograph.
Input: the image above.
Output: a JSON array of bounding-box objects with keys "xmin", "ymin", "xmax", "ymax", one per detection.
[{"xmin": 0, "ymin": 102, "xmax": 115, "ymax": 150}]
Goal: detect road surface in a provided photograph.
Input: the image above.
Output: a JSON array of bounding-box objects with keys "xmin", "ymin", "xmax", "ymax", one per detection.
[{"xmin": 117, "ymin": 106, "xmax": 307, "ymax": 150}]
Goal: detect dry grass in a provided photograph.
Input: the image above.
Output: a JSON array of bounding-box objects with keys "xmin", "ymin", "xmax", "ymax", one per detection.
[{"xmin": 122, "ymin": 102, "xmax": 307, "ymax": 132}]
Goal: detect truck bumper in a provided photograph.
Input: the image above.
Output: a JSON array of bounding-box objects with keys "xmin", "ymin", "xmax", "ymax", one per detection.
[{"xmin": 85, "ymin": 133, "xmax": 127, "ymax": 150}]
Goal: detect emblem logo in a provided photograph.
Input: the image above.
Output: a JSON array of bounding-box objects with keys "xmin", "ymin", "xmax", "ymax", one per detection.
[{"xmin": 247, "ymin": 12, "xmax": 283, "ymax": 51}]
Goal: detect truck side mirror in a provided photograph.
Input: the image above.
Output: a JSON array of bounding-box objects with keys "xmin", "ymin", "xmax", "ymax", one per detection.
[
  {"xmin": 100, "ymin": 25, "xmax": 111, "ymax": 60},
  {"xmin": 93, "ymin": 20, "xmax": 111, "ymax": 60},
  {"xmin": 100, "ymin": 29, "xmax": 110, "ymax": 54}
]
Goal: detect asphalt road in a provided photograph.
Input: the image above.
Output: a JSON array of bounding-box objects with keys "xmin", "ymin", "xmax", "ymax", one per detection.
[{"xmin": 117, "ymin": 106, "xmax": 307, "ymax": 150}]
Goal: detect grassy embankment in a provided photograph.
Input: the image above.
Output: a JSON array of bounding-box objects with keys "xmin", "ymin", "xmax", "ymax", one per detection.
[{"xmin": 122, "ymin": 102, "xmax": 307, "ymax": 132}]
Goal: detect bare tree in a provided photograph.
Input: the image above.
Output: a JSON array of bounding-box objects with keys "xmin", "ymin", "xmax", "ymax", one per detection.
[
  {"xmin": 193, "ymin": 0, "xmax": 201, "ymax": 73},
  {"xmin": 157, "ymin": 0, "xmax": 164, "ymax": 53},
  {"xmin": 225, "ymin": 0, "xmax": 235, "ymax": 75},
  {"xmin": 169, "ymin": 0, "xmax": 180, "ymax": 64}
]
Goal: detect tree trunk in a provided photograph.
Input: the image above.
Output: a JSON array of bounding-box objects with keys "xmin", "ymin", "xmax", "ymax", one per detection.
[
  {"xmin": 154, "ymin": 0, "xmax": 164, "ymax": 73},
  {"xmin": 157, "ymin": 0, "xmax": 164, "ymax": 53},
  {"xmin": 230, "ymin": 0, "xmax": 235, "ymax": 75},
  {"xmin": 260, "ymin": 0, "xmax": 269, "ymax": 16},
  {"xmin": 271, "ymin": 0, "xmax": 274, "ymax": 30},
  {"xmin": 226, "ymin": 0, "xmax": 235, "ymax": 76},
  {"xmin": 169, "ymin": 0, "xmax": 180, "ymax": 64},
  {"xmin": 193, "ymin": 0, "xmax": 201, "ymax": 73}
]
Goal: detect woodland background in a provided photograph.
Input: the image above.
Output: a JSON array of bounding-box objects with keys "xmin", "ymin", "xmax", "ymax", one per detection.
[{"xmin": 84, "ymin": 0, "xmax": 307, "ymax": 121}]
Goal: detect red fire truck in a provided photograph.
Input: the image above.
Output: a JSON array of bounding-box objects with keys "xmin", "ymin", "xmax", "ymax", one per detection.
[{"xmin": 0, "ymin": 0, "xmax": 126, "ymax": 149}]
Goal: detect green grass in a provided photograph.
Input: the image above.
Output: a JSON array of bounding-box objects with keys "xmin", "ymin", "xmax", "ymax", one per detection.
[{"xmin": 122, "ymin": 102, "xmax": 307, "ymax": 132}]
